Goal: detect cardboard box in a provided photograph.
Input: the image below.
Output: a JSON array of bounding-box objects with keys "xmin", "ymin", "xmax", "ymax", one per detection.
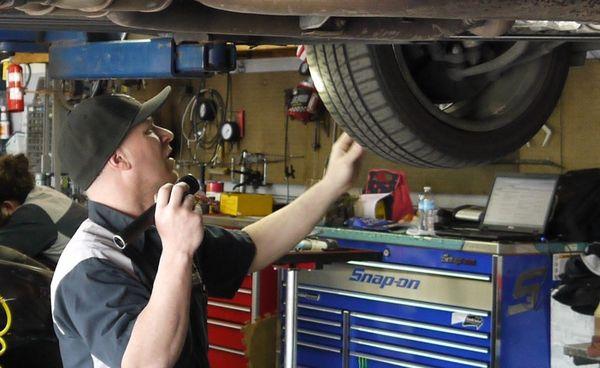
[{"xmin": 220, "ymin": 193, "xmax": 273, "ymax": 217}]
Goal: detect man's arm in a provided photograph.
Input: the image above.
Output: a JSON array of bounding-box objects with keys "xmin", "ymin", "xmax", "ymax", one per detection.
[
  {"xmin": 122, "ymin": 182, "xmax": 204, "ymax": 368},
  {"xmin": 244, "ymin": 133, "xmax": 363, "ymax": 273}
]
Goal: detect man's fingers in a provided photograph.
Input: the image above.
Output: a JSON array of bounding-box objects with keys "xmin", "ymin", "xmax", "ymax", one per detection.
[
  {"xmin": 156, "ymin": 183, "xmax": 173, "ymax": 208},
  {"xmin": 346, "ymin": 141, "xmax": 365, "ymax": 162},
  {"xmin": 169, "ymin": 182, "xmax": 190, "ymax": 206},
  {"xmin": 334, "ymin": 132, "xmax": 354, "ymax": 152},
  {"xmin": 182, "ymin": 194, "xmax": 196, "ymax": 211}
]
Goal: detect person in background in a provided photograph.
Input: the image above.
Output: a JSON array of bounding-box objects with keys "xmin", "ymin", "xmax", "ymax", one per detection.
[{"xmin": 0, "ymin": 153, "xmax": 87, "ymax": 268}]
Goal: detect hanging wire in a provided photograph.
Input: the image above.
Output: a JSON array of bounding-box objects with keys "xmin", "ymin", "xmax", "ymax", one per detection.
[
  {"xmin": 179, "ymin": 87, "xmax": 226, "ymax": 166},
  {"xmin": 225, "ymin": 72, "xmax": 233, "ymax": 121},
  {"xmin": 284, "ymin": 111, "xmax": 291, "ymax": 203}
]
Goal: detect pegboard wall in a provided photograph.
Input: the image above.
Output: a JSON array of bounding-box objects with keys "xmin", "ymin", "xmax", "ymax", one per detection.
[{"xmin": 135, "ymin": 60, "xmax": 600, "ymax": 195}]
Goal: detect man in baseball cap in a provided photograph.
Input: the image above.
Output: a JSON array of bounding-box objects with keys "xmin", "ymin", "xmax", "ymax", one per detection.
[
  {"xmin": 58, "ymin": 86, "xmax": 174, "ymax": 192},
  {"xmin": 51, "ymin": 85, "xmax": 364, "ymax": 367}
]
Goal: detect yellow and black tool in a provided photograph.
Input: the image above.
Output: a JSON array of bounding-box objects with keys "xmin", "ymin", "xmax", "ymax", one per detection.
[{"xmin": 0, "ymin": 295, "xmax": 12, "ymax": 357}]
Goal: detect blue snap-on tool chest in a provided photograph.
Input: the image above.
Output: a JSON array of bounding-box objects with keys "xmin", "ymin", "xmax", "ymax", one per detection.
[{"xmin": 281, "ymin": 227, "xmax": 586, "ymax": 368}]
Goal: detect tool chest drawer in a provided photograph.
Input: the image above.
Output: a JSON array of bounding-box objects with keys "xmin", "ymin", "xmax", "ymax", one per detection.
[
  {"xmin": 349, "ymin": 322, "xmax": 490, "ymax": 365},
  {"xmin": 207, "ymin": 300, "xmax": 251, "ymax": 324},
  {"xmin": 296, "ymin": 283, "xmax": 491, "ymax": 332},
  {"xmin": 208, "ymin": 345, "xmax": 247, "ymax": 367},
  {"xmin": 207, "ymin": 319, "xmax": 245, "ymax": 351},
  {"xmin": 240, "ymin": 274, "xmax": 253, "ymax": 289},
  {"xmin": 296, "ymin": 315, "xmax": 343, "ymax": 349},
  {"xmin": 330, "ymin": 237, "xmax": 494, "ymax": 276},
  {"xmin": 350, "ymin": 311, "xmax": 490, "ymax": 348},
  {"xmin": 349, "ymin": 338, "xmax": 489, "ymax": 368},
  {"xmin": 297, "ymin": 342, "xmax": 342, "ymax": 367},
  {"xmin": 298, "ymin": 262, "xmax": 493, "ymax": 311},
  {"xmin": 297, "ymin": 303, "xmax": 344, "ymax": 322},
  {"xmin": 209, "ymin": 287, "xmax": 252, "ymax": 307}
]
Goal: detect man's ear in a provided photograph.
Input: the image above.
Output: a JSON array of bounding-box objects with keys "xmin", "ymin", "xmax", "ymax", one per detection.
[{"xmin": 106, "ymin": 148, "xmax": 132, "ymax": 171}]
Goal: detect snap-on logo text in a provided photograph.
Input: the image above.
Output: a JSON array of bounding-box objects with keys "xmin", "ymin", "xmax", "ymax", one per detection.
[{"xmin": 349, "ymin": 268, "xmax": 421, "ymax": 290}]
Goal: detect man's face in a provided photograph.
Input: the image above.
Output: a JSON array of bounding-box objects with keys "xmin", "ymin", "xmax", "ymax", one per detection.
[{"xmin": 119, "ymin": 119, "xmax": 178, "ymax": 195}]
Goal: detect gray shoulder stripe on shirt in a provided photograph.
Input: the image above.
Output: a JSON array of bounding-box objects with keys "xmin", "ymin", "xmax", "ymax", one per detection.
[{"xmin": 51, "ymin": 219, "xmax": 137, "ymax": 318}]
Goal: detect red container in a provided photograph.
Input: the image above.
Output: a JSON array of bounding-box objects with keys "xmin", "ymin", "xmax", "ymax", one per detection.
[{"xmin": 206, "ymin": 181, "xmax": 224, "ymax": 193}]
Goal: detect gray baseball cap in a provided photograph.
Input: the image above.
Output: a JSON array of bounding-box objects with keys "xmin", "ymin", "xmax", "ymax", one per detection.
[{"xmin": 58, "ymin": 86, "xmax": 171, "ymax": 190}]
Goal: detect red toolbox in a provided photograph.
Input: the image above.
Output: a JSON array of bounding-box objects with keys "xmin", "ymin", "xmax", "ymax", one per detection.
[{"xmin": 207, "ymin": 264, "xmax": 277, "ymax": 367}]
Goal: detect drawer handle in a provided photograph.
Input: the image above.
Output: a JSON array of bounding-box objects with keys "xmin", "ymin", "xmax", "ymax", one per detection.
[
  {"xmin": 298, "ymin": 341, "xmax": 341, "ymax": 354},
  {"xmin": 298, "ymin": 292, "xmax": 320, "ymax": 301},
  {"xmin": 209, "ymin": 344, "xmax": 245, "ymax": 356},
  {"xmin": 207, "ymin": 319, "xmax": 243, "ymax": 330},
  {"xmin": 298, "ymin": 303, "xmax": 342, "ymax": 315},
  {"xmin": 298, "ymin": 329, "xmax": 342, "ymax": 341},
  {"xmin": 297, "ymin": 316, "xmax": 342, "ymax": 327},
  {"xmin": 207, "ymin": 300, "xmax": 251, "ymax": 313}
]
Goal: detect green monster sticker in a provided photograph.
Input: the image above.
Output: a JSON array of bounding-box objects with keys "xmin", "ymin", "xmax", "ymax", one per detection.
[{"xmin": 358, "ymin": 356, "xmax": 369, "ymax": 368}]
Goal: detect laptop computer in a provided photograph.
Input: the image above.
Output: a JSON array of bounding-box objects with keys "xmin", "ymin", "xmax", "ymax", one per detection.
[{"xmin": 435, "ymin": 173, "xmax": 559, "ymax": 242}]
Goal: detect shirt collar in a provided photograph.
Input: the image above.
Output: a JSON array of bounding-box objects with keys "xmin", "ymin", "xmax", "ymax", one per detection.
[
  {"xmin": 87, "ymin": 200, "xmax": 135, "ymax": 234},
  {"xmin": 88, "ymin": 200, "xmax": 161, "ymax": 252}
]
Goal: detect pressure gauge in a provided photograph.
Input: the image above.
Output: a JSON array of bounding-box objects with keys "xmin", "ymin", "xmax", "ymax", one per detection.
[
  {"xmin": 220, "ymin": 121, "xmax": 240, "ymax": 142},
  {"xmin": 198, "ymin": 99, "xmax": 216, "ymax": 121}
]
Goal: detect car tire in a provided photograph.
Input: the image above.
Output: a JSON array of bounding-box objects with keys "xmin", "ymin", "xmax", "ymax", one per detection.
[{"xmin": 306, "ymin": 43, "xmax": 570, "ymax": 167}]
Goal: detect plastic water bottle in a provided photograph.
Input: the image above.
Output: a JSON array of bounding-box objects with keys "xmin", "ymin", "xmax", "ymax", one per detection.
[
  {"xmin": 422, "ymin": 186, "xmax": 436, "ymax": 235},
  {"xmin": 417, "ymin": 192, "xmax": 426, "ymax": 233}
]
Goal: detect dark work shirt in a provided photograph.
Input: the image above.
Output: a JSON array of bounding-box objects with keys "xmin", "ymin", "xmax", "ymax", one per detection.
[{"xmin": 50, "ymin": 201, "xmax": 256, "ymax": 368}]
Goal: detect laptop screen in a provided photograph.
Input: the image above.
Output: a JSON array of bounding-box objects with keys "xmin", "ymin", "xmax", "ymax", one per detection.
[{"xmin": 482, "ymin": 175, "xmax": 558, "ymax": 233}]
